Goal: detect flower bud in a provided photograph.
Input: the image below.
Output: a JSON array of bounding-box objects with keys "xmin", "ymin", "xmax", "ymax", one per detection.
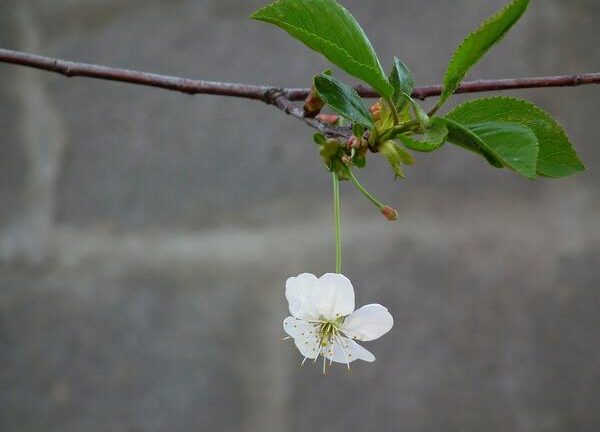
[
  {"xmin": 303, "ymin": 89, "xmax": 324, "ymax": 118},
  {"xmin": 347, "ymin": 135, "xmax": 363, "ymax": 150},
  {"xmin": 381, "ymin": 206, "xmax": 398, "ymax": 221},
  {"xmin": 316, "ymin": 114, "xmax": 339, "ymax": 125},
  {"xmin": 369, "ymin": 101, "xmax": 382, "ymax": 122},
  {"xmin": 319, "ymin": 139, "xmax": 342, "ymax": 167}
]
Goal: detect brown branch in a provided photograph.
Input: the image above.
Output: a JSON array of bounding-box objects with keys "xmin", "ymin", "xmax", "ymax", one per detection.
[
  {"xmin": 0, "ymin": 48, "xmax": 274, "ymax": 100},
  {"xmin": 267, "ymin": 89, "xmax": 352, "ymax": 139},
  {"xmin": 2, "ymin": 48, "xmax": 599, "ymax": 101},
  {"xmin": 1, "ymin": 47, "xmax": 599, "ymax": 138}
]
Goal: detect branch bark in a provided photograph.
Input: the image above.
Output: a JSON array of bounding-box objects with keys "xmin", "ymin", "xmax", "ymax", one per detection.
[
  {"xmin": 1, "ymin": 47, "xmax": 599, "ymax": 139},
  {"xmin": 2, "ymin": 48, "xmax": 599, "ymax": 101}
]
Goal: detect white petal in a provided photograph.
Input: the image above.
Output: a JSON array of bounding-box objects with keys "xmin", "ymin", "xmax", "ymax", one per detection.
[
  {"xmin": 322, "ymin": 335, "xmax": 375, "ymax": 364},
  {"xmin": 313, "ymin": 273, "xmax": 355, "ymax": 320},
  {"xmin": 293, "ymin": 332, "xmax": 321, "ymax": 360},
  {"xmin": 283, "ymin": 317, "xmax": 321, "ymax": 359},
  {"xmin": 283, "ymin": 317, "xmax": 319, "ymax": 339},
  {"xmin": 342, "ymin": 304, "xmax": 393, "ymax": 341},
  {"xmin": 285, "ymin": 273, "xmax": 319, "ymax": 320}
]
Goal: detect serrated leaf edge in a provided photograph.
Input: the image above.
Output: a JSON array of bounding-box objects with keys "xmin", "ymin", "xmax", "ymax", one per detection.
[
  {"xmin": 251, "ymin": 1, "xmax": 393, "ymax": 97},
  {"xmin": 442, "ymin": 117, "xmax": 540, "ymax": 176},
  {"xmin": 397, "ymin": 120, "xmax": 448, "ymax": 153},
  {"xmin": 314, "ymin": 74, "xmax": 374, "ymax": 128},
  {"xmin": 446, "ymin": 96, "xmax": 586, "ymax": 176},
  {"xmin": 440, "ymin": 0, "xmax": 529, "ymax": 104}
]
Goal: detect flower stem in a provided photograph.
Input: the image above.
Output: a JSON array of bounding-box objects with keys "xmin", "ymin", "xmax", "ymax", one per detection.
[
  {"xmin": 345, "ymin": 167, "xmax": 385, "ymax": 211},
  {"xmin": 332, "ymin": 167, "xmax": 342, "ymax": 274},
  {"xmin": 345, "ymin": 166, "xmax": 399, "ymax": 221}
]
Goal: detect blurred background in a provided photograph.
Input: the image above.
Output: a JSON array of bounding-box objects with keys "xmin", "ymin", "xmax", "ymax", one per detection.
[{"xmin": 1, "ymin": 0, "xmax": 599, "ymax": 431}]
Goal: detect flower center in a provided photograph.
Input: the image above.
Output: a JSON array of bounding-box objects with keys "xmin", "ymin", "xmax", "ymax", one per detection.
[{"xmin": 317, "ymin": 317, "xmax": 344, "ymax": 347}]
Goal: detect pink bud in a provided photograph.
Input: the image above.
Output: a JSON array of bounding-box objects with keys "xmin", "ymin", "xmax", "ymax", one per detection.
[
  {"xmin": 316, "ymin": 114, "xmax": 339, "ymax": 125},
  {"xmin": 370, "ymin": 101, "xmax": 382, "ymax": 121},
  {"xmin": 347, "ymin": 135, "xmax": 362, "ymax": 150},
  {"xmin": 381, "ymin": 206, "xmax": 398, "ymax": 221}
]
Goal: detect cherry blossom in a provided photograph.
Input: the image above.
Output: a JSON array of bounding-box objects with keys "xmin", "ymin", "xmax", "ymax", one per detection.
[{"xmin": 283, "ymin": 273, "xmax": 393, "ymax": 372}]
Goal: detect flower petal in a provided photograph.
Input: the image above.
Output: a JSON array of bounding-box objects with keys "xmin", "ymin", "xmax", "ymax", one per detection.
[
  {"xmin": 313, "ymin": 273, "xmax": 355, "ymax": 320},
  {"xmin": 322, "ymin": 335, "xmax": 375, "ymax": 364},
  {"xmin": 285, "ymin": 273, "xmax": 319, "ymax": 320},
  {"xmin": 293, "ymin": 332, "xmax": 321, "ymax": 360},
  {"xmin": 283, "ymin": 317, "xmax": 321, "ymax": 359},
  {"xmin": 283, "ymin": 317, "xmax": 319, "ymax": 339},
  {"xmin": 341, "ymin": 304, "xmax": 393, "ymax": 341}
]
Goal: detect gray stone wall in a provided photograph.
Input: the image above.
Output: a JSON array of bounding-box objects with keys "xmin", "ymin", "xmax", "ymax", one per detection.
[{"xmin": 1, "ymin": 1, "xmax": 599, "ymax": 431}]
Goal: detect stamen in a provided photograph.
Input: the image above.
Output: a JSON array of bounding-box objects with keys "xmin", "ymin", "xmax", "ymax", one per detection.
[
  {"xmin": 313, "ymin": 336, "xmax": 324, "ymax": 363},
  {"xmin": 334, "ymin": 334, "xmax": 351, "ymax": 370},
  {"xmin": 328, "ymin": 328, "xmax": 337, "ymax": 366}
]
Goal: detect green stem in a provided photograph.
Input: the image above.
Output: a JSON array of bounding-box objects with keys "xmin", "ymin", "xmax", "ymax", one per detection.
[
  {"xmin": 384, "ymin": 97, "xmax": 400, "ymax": 125},
  {"xmin": 332, "ymin": 168, "xmax": 342, "ymax": 274},
  {"xmin": 345, "ymin": 166, "xmax": 385, "ymax": 211},
  {"xmin": 428, "ymin": 100, "xmax": 443, "ymax": 117},
  {"xmin": 379, "ymin": 119, "xmax": 419, "ymax": 142}
]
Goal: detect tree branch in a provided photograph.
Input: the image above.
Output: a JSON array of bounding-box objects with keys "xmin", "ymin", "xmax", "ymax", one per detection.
[
  {"xmin": 267, "ymin": 89, "xmax": 352, "ymax": 139},
  {"xmin": 2, "ymin": 48, "xmax": 599, "ymax": 101},
  {"xmin": 1, "ymin": 47, "xmax": 599, "ymax": 139}
]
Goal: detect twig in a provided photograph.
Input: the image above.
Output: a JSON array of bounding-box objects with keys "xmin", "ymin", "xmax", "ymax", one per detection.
[
  {"xmin": 266, "ymin": 89, "xmax": 352, "ymax": 139},
  {"xmin": 2, "ymin": 48, "xmax": 599, "ymax": 101},
  {"xmin": 1, "ymin": 47, "xmax": 599, "ymax": 138}
]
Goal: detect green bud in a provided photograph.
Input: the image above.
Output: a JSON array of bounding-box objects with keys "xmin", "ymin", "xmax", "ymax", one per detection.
[
  {"xmin": 319, "ymin": 139, "xmax": 342, "ymax": 168},
  {"xmin": 354, "ymin": 156, "xmax": 367, "ymax": 168},
  {"xmin": 334, "ymin": 162, "xmax": 350, "ymax": 181},
  {"xmin": 352, "ymin": 123, "xmax": 365, "ymax": 139},
  {"xmin": 374, "ymin": 99, "xmax": 394, "ymax": 131},
  {"xmin": 313, "ymin": 133, "xmax": 326, "ymax": 145},
  {"xmin": 393, "ymin": 141, "xmax": 414, "ymax": 165},
  {"xmin": 379, "ymin": 140, "xmax": 414, "ymax": 179}
]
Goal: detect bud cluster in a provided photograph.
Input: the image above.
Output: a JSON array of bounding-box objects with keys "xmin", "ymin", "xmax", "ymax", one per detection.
[{"xmin": 369, "ymin": 101, "xmax": 382, "ymax": 122}]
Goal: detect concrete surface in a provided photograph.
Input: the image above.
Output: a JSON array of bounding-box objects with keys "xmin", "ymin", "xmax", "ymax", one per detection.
[{"xmin": 0, "ymin": 0, "xmax": 599, "ymax": 431}]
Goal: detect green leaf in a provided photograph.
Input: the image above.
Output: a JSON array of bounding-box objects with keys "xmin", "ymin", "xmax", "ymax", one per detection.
[
  {"xmin": 352, "ymin": 123, "xmax": 365, "ymax": 138},
  {"xmin": 389, "ymin": 57, "xmax": 415, "ymax": 109},
  {"xmin": 380, "ymin": 140, "xmax": 414, "ymax": 179},
  {"xmin": 395, "ymin": 145, "xmax": 414, "ymax": 166},
  {"xmin": 313, "ymin": 133, "xmax": 326, "ymax": 145},
  {"xmin": 354, "ymin": 155, "xmax": 367, "ymax": 168},
  {"xmin": 468, "ymin": 121, "xmax": 538, "ymax": 178},
  {"xmin": 445, "ymin": 97, "xmax": 585, "ymax": 177},
  {"xmin": 443, "ymin": 118, "xmax": 503, "ymax": 167},
  {"xmin": 397, "ymin": 118, "xmax": 448, "ymax": 152},
  {"xmin": 314, "ymin": 73, "xmax": 374, "ymax": 129},
  {"xmin": 442, "ymin": 118, "xmax": 539, "ymax": 178},
  {"xmin": 443, "ymin": 118, "xmax": 504, "ymax": 168},
  {"xmin": 404, "ymin": 94, "xmax": 430, "ymax": 128},
  {"xmin": 439, "ymin": 0, "xmax": 530, "ymax": 107},
  {"xmin": 251, "ymin": 0, "xmax": 393, "ymax": 97}
]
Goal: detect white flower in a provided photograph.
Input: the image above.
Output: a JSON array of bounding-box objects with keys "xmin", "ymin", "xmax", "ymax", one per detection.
[{"xmin": 283, "ymin": 273, "xmax": 393, "ymax": 372}]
